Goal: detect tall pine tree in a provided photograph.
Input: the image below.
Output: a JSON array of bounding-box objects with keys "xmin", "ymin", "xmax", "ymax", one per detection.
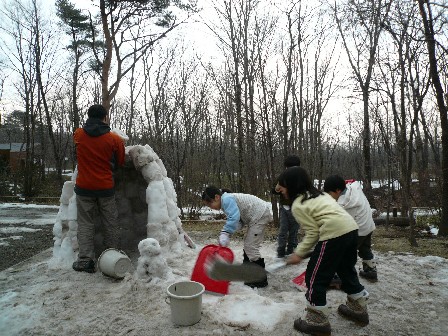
[{"xmin": 55, "ymin": 0, "xmax": 92, "ymax": 131}]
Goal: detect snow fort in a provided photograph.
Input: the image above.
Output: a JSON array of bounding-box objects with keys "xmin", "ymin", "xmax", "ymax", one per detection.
[{"xmin": 51, "ymin": 142, "xmax": 188, "ymax": 270}]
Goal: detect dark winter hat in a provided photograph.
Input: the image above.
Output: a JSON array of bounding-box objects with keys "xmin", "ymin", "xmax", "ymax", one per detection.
[
  {"xmin": 323, "ymin": 175, "xmax": 346, "ymax": 193},
  {"xmin": 87, "ymin": 104, "xmax": 107, "ymax": 119},
  {"xmin": 284, "ymin": 155, "xmax": 301, "ymax": 168}
]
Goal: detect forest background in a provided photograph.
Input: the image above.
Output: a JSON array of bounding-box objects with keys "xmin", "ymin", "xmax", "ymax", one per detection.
[{"xmin": 0, "ymin": 0, "xmax": 447, "ymax": 234}]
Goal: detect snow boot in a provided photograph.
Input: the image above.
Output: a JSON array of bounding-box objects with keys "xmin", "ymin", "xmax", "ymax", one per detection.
[
  {"xmin": 244, "ymin": 258, "xmax": 268, "ymax": 288},
  {"xmin": 338, "ymin": 290, "xmax": 369, "ymax": 326},
  {"xmin": 359, "ymin": 260, "xmax": 377, "ymax": 282},
  {"xmin": 72, "ymin": 259, "xmax": 95, "ymax": 273},
  {"xmin": 329, "ymin": 273, "xmax": 342, "ymax": 290},
  {"xmin": 293, "ymin": 305, "xmax": 331, "ymax": 336}
]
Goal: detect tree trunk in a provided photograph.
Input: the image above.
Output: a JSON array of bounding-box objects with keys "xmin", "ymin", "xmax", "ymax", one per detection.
[
  {"xmin": 362, "ymin": 88, "xmax": 372, "ymax": 191},
  {"xmin": 100, "ymin": 0, "xmax": 112, "ymax": 112},
  {"xmin": 417, "ymin": 0, "xmax": 448, "ymax": 236}
]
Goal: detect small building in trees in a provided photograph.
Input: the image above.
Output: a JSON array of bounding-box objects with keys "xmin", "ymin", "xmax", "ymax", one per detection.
[{"xmin": 0, "ymin": 143, "xmax": 35, "ymax": 171}]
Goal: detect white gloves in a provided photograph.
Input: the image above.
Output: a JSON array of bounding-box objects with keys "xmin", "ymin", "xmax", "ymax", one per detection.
[{"xmin": 218, "ymin": 231, "xmax": 230, "ymax": 247}]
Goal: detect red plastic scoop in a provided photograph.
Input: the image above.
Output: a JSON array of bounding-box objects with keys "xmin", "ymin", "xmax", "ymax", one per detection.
[
  {"xmin": 191, "ymin": 244, "xmax": 234, "ymax": 295},
  {"xmin": 292, "ymin": 270, "xmax": 307, "ymax": 291}
]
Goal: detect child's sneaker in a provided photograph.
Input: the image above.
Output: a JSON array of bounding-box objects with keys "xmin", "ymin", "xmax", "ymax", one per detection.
[{"xmin": 72, "ymin": 259, "xmax": 95, "ymax": 273}]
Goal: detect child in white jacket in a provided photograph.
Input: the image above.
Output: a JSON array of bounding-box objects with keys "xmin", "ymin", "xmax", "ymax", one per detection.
[
  {"xmin": 201, "ymin": 186, "xmax": 272, "ymax": 288},
  {"xmin": 324, "ymin": 175, "xmax": 377, "ymax": 281}
]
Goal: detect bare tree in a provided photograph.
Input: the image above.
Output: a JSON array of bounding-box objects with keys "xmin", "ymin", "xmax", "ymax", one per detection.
[
  {"xmin": 280, "ymin": 2, "xmax": 303, "ymax": 160},
  {"xmin": 283, "ymin": 2, "xmax": 341, "ymax": 180},
  {"xmin": 332, "ymin": 0, "xmax": 392, "ymax": 192},
  {"xmin": 373, "ymin": 1, "xmax": 425, "ymax": 215},
  {"xmin": 142, "ymin": 48, "xmax": 175, "ymax": 149},
  {"xmin": 0, "ymin": 60, "xmax": 6, "ymax": 126},
  {"xmin": 89, "ymin": 0, "xmax": 196, "ymax": 113},
  {"xmin": 417, "ymin": 0, "xmax": 448, "ymax": 236},
  {"xmin": 167, "ymin": 56, "xmax": 211, "ymax": 216},
  {"xmin": 0, "ymin": 0, "xmax": 41, "ymax": 196},
  {"xmin": 209, "ymin": 0, "xmax": 247, "ymax": 191},
  {"xmin": 32, "ymin": 0, "xmax": 67, "ymax": 185},
  {"xmin": 256, "ymin": 28, "xmax": 281, "ymax": 223}
]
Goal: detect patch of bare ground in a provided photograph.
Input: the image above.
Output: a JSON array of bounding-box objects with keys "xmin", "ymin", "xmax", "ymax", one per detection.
[{"xmin": 372, "ymin": 225, "xmax": 448, "ymax": 259}]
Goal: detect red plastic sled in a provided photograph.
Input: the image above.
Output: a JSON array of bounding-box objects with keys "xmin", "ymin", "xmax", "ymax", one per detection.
[
  {"xmin": 292, "ymin": 271, "xmax": 307, "ymax": 291},
  {"xmin": 191, "ymin": 244, "xmax": 234, "ymax": 295}
]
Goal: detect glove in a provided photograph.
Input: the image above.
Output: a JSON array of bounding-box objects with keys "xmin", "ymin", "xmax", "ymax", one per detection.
[{"xmin": 218, "ymin": 231, "xmax": 230, "ymax": 247}]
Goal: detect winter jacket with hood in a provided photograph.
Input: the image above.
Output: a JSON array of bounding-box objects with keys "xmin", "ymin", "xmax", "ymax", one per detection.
[
  {"xmin": 74, "ymin": 118, "xmax": 125, "ymax": 197},
  {"xmin": 337, "ymin": 181, "xmax": 376, "ymax": 236}
]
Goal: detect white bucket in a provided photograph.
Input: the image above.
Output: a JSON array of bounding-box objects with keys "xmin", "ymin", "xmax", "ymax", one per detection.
[
  {"xmin": 166, "ymin": 281, "xmax": 205, "ymax": 326},
  {"xmin": 98, "ymin": 248, "xmax": 132, "ymax": 279}
]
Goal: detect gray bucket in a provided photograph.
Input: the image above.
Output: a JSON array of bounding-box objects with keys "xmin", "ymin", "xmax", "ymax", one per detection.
[
  {"xmin": 166, "ymin": 281, "xmax": 205, "ymax": 326},
  {"xmin": 98, "ymin": 248, "xmax": 132, "ymax": 279}
]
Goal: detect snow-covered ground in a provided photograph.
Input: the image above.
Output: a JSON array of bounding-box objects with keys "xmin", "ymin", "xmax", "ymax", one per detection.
[
  {"xmin": 0, "ymin": 208, "xmax": 447, "ymax": 335},
  {"xmin": 0, "ymin": 203, "xmax": 58, "ymax": 247},
  {"xmin": 0, "ymin": 155, "xmax": 445, "ymax": 336}
]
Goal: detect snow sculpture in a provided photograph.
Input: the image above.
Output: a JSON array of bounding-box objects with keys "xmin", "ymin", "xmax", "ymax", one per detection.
[
  {"xmin": 51, "ymin": 142, "xmax": 186, "ymax": 268},
  {"xmin": 136, "ymin": 238, "xmax": 169, "ymax": 282},
  {"xmin": 127, "ymin": 145, "xmax": 183, "ymax": 252}
]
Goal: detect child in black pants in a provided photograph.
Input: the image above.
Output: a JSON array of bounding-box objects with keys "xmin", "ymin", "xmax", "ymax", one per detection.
[
  {"xmin": 276, "ymin": 166, "xmax": 369, "ymax": 336},
  {"xmin": 272, "ymin": 154, "xmax": 301, "ymax": 258},
  {"xmin": 324, "ymin": 175, "xmax": 378, "ymax": 281}
]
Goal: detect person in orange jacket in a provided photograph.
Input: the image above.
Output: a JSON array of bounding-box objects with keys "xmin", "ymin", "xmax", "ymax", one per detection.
[{"xmin": 72, "ymin": 104, "xmax": 125, "ymax": 273}]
